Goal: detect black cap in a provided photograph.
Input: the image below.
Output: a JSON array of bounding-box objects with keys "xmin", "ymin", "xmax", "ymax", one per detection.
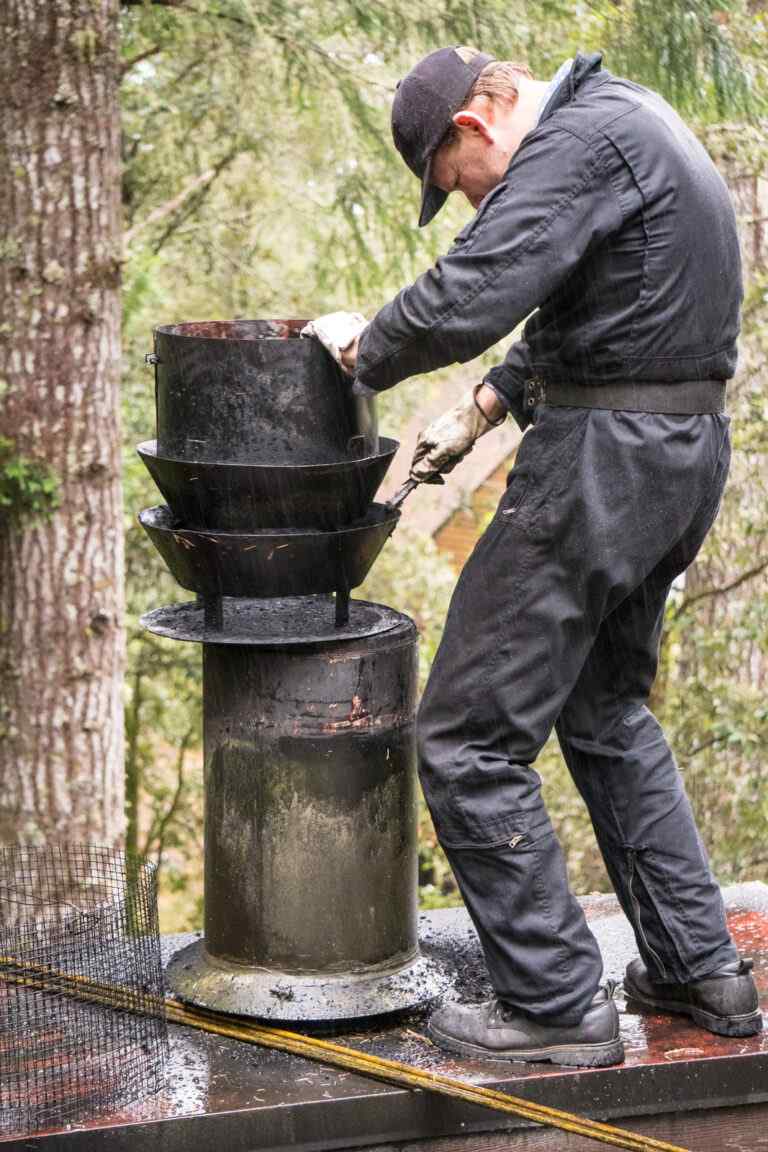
[{"xmin": 392, "ymin": 47, "xmax": 495, "ymax": 227}]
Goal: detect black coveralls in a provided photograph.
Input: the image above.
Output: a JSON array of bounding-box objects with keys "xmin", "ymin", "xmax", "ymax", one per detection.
[{"xmin": 355, "ymin": 52, "xmax": 741, "ymax": 1023}]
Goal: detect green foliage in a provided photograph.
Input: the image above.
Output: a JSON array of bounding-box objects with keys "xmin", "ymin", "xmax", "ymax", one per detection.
[
  {"xmin": 119, "ymin": 0, "xmax": 519, "ymax": 311},
  {"xmin": 0, "ymin": 437, "xmax": 60, "ymax": 524},
  {"xmin": 121, "ymin": 346, "xmax": 206, "ymax": 928},
  {"xmin": 603, "ymin": 0, "xmax": 767, "ymax": 122},
  {"xmin": 359, "ymin": 522, "xmax": 457, "ymax": 690}
]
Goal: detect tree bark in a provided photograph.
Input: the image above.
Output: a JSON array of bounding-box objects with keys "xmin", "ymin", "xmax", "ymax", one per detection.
[{"xmin": 0, "ymin": 0, "xmax": 124, "ymax": 846}]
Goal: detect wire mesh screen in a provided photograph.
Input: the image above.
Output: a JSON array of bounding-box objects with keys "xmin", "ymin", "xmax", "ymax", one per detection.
[{"xmin": 0, "ymin": 844, "xmax": 168, "ymax": 1135}]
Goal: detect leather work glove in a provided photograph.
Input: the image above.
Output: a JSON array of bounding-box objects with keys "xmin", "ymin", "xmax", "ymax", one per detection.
[
  {"xmin": 300, "ymin": 311, "xmax": 368, "ymax": 375},
  {"xmin": 410, "ymin": 386, "xmax": 506, "ymax": 484}
]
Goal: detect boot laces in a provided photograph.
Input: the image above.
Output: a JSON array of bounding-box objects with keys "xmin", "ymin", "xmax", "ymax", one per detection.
[{"xmin": 488, "ymin": 997, "xmax": 517, "ymax": 1023}]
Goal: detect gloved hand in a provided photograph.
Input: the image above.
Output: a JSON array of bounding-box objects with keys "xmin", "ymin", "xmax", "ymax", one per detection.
[
  {"xmin": 410, "ymin": 385, "xmax": 506, "ymax": 484},
  {"xmin": 300, "ymin": 311, "xmax": 368, "ymax": 375}
]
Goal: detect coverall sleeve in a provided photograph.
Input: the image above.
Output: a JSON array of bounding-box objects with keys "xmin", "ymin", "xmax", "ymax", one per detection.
[
  {"xmin": 355, "ymin": 128, "xmax": 622, "ymax": 394},
  {"xmin": 483, "ymin": 339, "xmax": 534, "ymax": 432}
]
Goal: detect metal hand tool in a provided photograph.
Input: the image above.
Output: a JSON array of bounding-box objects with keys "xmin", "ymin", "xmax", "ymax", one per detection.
[{"xmin": 385, "ymin": 477, "xmax": 419, "ymax": 511}]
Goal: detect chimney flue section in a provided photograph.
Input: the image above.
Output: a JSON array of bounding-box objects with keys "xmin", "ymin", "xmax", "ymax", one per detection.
[{"xmin": 138, "ymin": 320, "xmax": 446, "ymax": 1022}]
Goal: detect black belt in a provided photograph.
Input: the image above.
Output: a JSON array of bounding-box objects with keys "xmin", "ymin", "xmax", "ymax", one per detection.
[{"xmin": 523, "ymin": 378, "xmax": 727, "ymax": 415}]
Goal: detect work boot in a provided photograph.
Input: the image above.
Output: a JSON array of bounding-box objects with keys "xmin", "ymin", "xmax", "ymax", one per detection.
[
  {"xmin": 624, "ymin": 957, "xmax": 763, "ymax": 1037},
  {"xmin": 427, "ymin": 986, "xmax": 624, "ymax": 1067}
]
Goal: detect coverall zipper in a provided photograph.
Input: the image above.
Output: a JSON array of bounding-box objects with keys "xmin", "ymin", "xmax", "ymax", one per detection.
[{"xmin": 626, "ymin": 848, "xmax": 669, "ymax": 980}]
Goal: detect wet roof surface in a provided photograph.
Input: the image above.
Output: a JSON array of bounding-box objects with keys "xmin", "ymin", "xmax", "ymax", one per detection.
[{"xmin": 5, "ymin": 884, "xmax": 768, "ymax": 1150}]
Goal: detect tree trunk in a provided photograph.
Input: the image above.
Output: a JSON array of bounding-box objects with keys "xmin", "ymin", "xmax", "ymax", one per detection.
[{"xmin": 0, "ymin": 0, "xmax": 124, "ymax": 846}]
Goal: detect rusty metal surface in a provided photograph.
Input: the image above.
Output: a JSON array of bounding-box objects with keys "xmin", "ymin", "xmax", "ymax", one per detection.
[
  {"xmin": 138, "ymin": 503, "xmax": 399, "ymax": 598},
  {"xmin": 152, "ymin": 319, "xmax": 377, "ymax": 465},
  {"xmin": 156, "ymin": 320, "xmax": 308, "ymax": 340},
  {"xmin": 137, "ymin": 437, "xmax": 399, "ymax": 532},
  {"xmin": 5, "ymin": 884, "xmax": 768, "ymax": 1151}
]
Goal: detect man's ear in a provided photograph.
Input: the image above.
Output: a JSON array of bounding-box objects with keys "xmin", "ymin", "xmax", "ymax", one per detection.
[{"xmin": 451, "ymin": 110, "xmax": 495, "ymax": 144}]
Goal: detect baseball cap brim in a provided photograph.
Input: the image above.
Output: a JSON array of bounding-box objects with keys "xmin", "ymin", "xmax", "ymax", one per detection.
[{"xmin": 419, "ymin": 154, "xmax": 449, "ymax": 228}]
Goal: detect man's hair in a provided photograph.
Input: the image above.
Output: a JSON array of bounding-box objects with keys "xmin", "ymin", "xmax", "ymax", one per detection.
[
  {"xmin": 455, "ymin": 46, "xmax": 532, "ymax": 109},
  {"xmin": 439, "ymin": 48, "xmax": 532, "ymax": 150}
]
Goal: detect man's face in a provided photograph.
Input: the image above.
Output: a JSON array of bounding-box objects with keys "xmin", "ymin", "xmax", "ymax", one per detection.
[{"xmin": 429, "ymin": 99, "xmax": 522, "ymax": 211}]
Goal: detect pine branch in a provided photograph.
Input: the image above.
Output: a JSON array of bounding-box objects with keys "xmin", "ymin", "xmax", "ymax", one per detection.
[
  {"xmin": 142, "ymin": 728, "xmax": 193, "ymax": 865},
  {"xmin": 151, "ymin": 150, "xmax": 239, "ymax": 253},
  {"xmin": 683, "ymin": 732, "xmax": 732, "ymax": 758},
  {"xmin": 124, "ymin": 157, "xmax": 234, "ymax": 248},
  {"xmin": 121, "ymin": 46, "xmax": 162, "ymax": 77},
  {"xmin": 672, "ymin": 557, "xmax": 768, "ymax": 619}
]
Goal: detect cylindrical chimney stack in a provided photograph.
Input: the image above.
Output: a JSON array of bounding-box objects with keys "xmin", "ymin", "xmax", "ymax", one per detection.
[{"xmin": 140, "ymin": 320, "xmax": 446, "ymax": 1022}]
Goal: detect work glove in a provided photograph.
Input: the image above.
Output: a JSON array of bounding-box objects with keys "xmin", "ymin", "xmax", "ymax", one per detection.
[
  {"xmin": 300, "ymin": 311, "xmax": 368, "ymax": 375},
  {"xmin": 410, "ymin": 386, "xmax": 506, "ymax": 484}
]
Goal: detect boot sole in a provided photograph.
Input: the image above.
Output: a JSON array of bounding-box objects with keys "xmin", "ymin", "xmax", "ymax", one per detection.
[
  {"xmin": 623, "ymin": 976, "xmax": 764, "ymax": 1038},
  {"xmin": 427, "ymin": 1022, "xmax": 625, "ymax": 1067}
]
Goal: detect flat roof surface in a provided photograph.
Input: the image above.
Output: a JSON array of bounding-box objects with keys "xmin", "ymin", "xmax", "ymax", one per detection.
[{"xmin": 3, "ymin": 883, "xmax": 767, "ymax": 1151}]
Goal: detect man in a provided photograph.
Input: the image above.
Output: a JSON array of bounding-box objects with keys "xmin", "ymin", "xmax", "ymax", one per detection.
[{"xmin": 304, "ymin": 48, "xmax": 762, "ymax": 1067}]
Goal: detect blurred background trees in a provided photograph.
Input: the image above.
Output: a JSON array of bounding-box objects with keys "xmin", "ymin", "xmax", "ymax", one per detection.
[{"xmin": 3, "ymin": 0, "xmax": 765, "ymax": 926}]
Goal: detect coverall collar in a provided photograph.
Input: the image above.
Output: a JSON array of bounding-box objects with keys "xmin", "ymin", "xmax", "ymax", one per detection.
[{"xmin": 538, "ymin": 51, "xmax": 605, "ymax": 123}]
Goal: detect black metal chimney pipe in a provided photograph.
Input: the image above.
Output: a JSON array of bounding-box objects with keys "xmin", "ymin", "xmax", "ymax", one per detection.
[
  {"xmin": 140, "ymin": 320, "xmax": 446, "ymax": 1023},
  {"xmin": 152, "ymin": 319, "xmax": 377, "ymax": 464}
]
